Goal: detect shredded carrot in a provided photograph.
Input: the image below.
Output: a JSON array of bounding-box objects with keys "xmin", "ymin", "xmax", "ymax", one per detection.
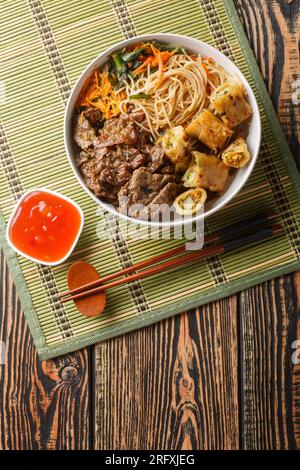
[
  {"xmin": 150, "ymin": 44, "xmax": 163, "ymax": 87},
  {"xmin": 151, "ymin": 50, "xmax": 176, "ymax": 67},
  {"xmin": 134, "ymin": 47, "xmax": 177, "ymax": 76},
  {"xmin": 202, "ymin": 61, "xmax": 213, "ymax": 95},
  {"xmin": 202, "ymin": 62, "xmax": 210, "ymax": 78},
  {"xmin": 77, "ymin": 75, "xmax": 94, "ymax": 104},
  {"xmin": 134, "ymin": 56, "xmax": 154, "ymax": 75},
  {"xmin": 77, "ymin": 45, "xmax": 180, "ymax": 118},
  {"xmin": 77, "ymin": 70, "xmax": 123, "ymax": 119}
]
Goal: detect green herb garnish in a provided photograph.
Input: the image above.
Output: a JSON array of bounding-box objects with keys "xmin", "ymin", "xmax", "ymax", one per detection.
[
  {"xmin": 120, "ymin": 48, "xmax": 143, "ymax": 63},
  {"xmin": 129, "ymin": 93, "xmax": 151, "ymax": 100}
]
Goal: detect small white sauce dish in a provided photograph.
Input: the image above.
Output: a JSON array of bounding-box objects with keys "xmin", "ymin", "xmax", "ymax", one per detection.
[{"xmin": 6, "ymin": 188, "xmax": 84, "ymax": 266}]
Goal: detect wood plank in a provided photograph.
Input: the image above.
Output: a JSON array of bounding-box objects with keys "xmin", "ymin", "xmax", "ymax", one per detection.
[
  {"xmin": 235, "ymin": 0, "xmax": 300, "ymax": 167},
  {"xmin": 94, "ymin": 300, "xmax": 239, "ymax": 450},
  {"xmin": 293, "ymin": 272, "xmax": 300, "ymax": 448},
  {"xmin": 239, "ymin": 276, "xmax": 299, "ymax": 449},
  {"xmin": 236, "ymin": 0, "xmax": 300, "ymax": 449},
  {"xmin": 94, "ymin": 0, "xmax": 300, "ymax": 450},
  {"xmin": 0, "ymin": 249, "xmax": 90, "ymax": 450},
  {"xmin": 0, "ymin": 0, "xmax": 298, "ymax": 451}
]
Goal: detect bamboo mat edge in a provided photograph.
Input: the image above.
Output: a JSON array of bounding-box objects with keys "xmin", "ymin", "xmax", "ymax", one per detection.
[
  {"xmin": 225, "ymin": 0, "xmax": 300, "ymax": 202},
  {"xmin": 1, "ymin": 202, "xmax": 299, "ymax": 359}
]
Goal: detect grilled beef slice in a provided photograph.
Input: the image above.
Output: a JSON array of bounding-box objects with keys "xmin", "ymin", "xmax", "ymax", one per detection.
[
  {"xmin": 76, "ymin": 113, "xmax": 180, "ymax": 218},
  {"xmin": 118, "ymin": 167, "xmax": 182, "ymax": 219}
]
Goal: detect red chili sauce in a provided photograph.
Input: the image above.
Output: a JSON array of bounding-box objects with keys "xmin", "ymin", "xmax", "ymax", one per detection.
[{"xmin": 9, "ymin": 191, "xmax": 82, "ymax": 263}]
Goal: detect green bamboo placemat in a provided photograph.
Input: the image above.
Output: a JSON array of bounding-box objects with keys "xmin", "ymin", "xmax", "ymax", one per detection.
[{"xmin": 1, "ymin": 0, "xmax": 300, "ymax": 359}]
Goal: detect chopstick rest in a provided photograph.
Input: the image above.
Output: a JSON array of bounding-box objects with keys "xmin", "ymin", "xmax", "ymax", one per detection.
[{"xmin": 67, "ymin": 261, "xmax": 106, "ymax": 316}]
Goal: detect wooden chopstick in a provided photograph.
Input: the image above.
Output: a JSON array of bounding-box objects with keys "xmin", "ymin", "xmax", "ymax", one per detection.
[
  {"xmin": 59, "ymin": 211, "xmax": 276, "ymax": 300},
  {"xmin": 61, "ymin": 223, "xmax": 282, "ymax": 304}
]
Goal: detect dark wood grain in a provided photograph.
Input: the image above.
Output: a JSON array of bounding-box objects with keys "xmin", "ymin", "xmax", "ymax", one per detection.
[
  {"xmin": 293, "ymin": 272, "xmax": 300, "ymax": 448},
  {"xmin": 0, "ymin": 249, "xmax": 90, "ymax": 450},
  {"xmin": 93, "ymin": 0, "xmax": 300, "ymax": 450},
  {"xmin": 235, "ymin": 0, "xmax": 300, "ymax": 168},
  {"xmin": 239, "ymin": 277, "xmax": 299, "ymax": 449},
  {"xmin": 95, "ymin": 302, "xmax": 239, "ymax": 450},
  {"xmin": 236, "ymin": 0, "xmax": 300, "ymax": 450}
]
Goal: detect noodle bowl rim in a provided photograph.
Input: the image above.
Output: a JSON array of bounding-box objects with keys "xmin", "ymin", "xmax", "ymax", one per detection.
[{"xmin": 64, "ymin": 33, "xmax": 261, "ymax": 228}]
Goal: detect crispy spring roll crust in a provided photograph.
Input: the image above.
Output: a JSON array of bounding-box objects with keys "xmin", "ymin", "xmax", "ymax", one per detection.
[
  {"xmin": 160, "ymin": 126, "xmax": 190, "ymax": 172},
  {"xmin": 210, "ymin": 82, "xmax": 253, "ymax": 128},
  {"xmin": 221, "ymin": 137, "xmax": 251, "ymax": 168},
  {"xmin": 183, "ymin": 151, "xmax": 229, "ymax": 193},
  {"xmin": 186, "ymin": 109, "xmax": 233, "ymax": 151},
  {"xmin": 174, "ymin": 188, "xmax": 207, "ymax": 215}
]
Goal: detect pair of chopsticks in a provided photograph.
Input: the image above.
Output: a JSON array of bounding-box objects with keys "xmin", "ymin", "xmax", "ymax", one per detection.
[{"xmin": 59, "ymin": 211, "xmax": 281, "ymax": 303}]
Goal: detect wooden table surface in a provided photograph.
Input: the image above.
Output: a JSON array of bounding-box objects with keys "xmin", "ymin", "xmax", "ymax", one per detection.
[{"xmin": 0, "ymin": 0, "xmax": 299, "ymax": 450}]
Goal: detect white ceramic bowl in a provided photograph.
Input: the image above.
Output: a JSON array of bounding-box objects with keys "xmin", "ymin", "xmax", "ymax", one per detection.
[
  {"xmin": 6, "ymin": 188, "xmax": 84, "ymax": 266},
  {"xmin": 64, "ymin": 33, "xmax": 261, "ymax": 228}
]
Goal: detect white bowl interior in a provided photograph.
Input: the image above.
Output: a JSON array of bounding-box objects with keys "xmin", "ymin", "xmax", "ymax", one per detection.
[{"xmin": 64, "ymin": 34, "xmax": 261, "ymax": 228}]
